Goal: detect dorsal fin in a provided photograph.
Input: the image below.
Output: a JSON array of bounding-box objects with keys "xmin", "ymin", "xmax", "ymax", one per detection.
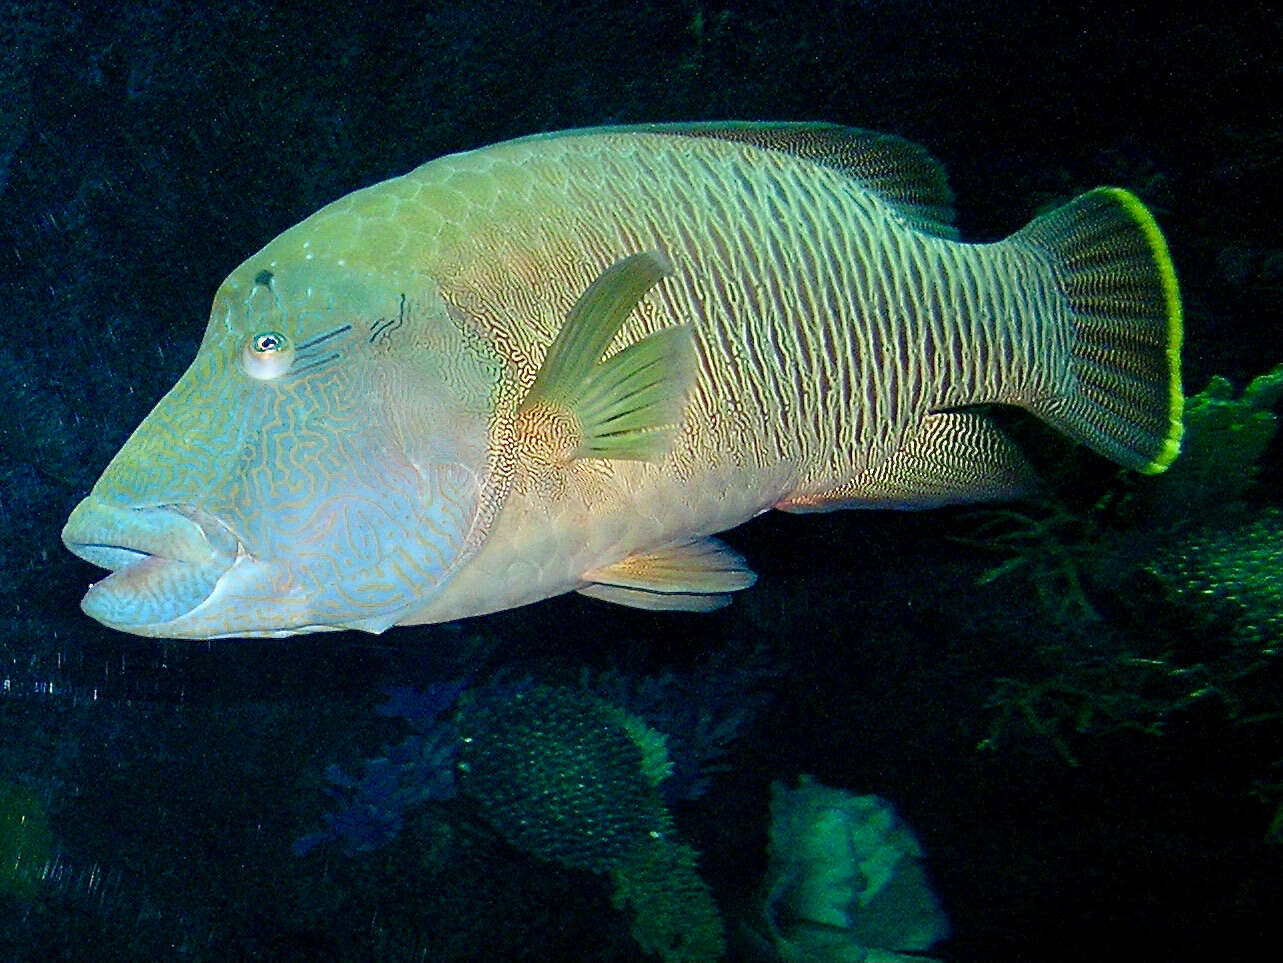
[
  {"xmin": 504, "ymin": 123, "xmax": 959, "ymax": 238},
  {"xmin": 636, "ymin": 122, "xmax": 959, "ymax": 239}
]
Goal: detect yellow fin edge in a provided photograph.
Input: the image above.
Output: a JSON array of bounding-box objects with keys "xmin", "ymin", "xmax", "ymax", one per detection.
[{"xmin": 1102, "ymin": 187, "xmax": 1185, "ymax": 474}]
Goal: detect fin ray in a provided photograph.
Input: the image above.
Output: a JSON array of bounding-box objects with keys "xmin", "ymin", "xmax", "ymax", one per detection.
[
  {"xmin": 647, "ymin": 122, "xmax": 959, "ymax": 239},
  {"xmin": 572, "ymin": 325, "xmax": 697, "ymax": 459},
  {"xmin": 506, "ymin": 123, "xmax": 958, "ymax": 238},
  {"xmin": 577, "ymin": 583, "xmax": 733, "ymax": 613},
  {"xmin": 580, "ymin": 537, "xmax": 757, "ymax": 610},
  {"xmin": 520, "ymin": 251, "xmax": 697, "ymax": 462},
  {"xmin": 525, "ymin": 250, "xmax": 673, "ymax": 405},
  {"xmin": 1013, "ymin": 187, "xmax": 1183, "ymax": 473}
]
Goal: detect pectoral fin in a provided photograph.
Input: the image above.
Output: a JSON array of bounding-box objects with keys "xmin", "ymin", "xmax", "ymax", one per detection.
[
  {"xmin": 578, "ymin": 537, "xmax": 757, "ymax": 612},
  {"xmin": 519, "ymin": 250, "xmax": 697, "ymax": 462}
]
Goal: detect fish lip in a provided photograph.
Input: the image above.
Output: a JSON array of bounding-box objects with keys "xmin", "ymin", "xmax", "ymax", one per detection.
[
  {"xmin": 62, "ymin": 499, "xmax": 245, "ymax": 631},
  {"xmin": 62, "ymin": 500, "xmax": 238, "ymax": 571}
]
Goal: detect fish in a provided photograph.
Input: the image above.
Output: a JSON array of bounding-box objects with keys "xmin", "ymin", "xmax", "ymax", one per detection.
[{"xmin": 61, "ymin": 122, "xmax": 1183, "ymax": 639}]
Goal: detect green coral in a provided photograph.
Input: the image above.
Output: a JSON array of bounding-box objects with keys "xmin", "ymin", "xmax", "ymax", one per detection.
[
  {"xmin": 1143, "ymin": 364, "xmax": 1282, "ymax": 519},
  {"xmin": 458, "ymin": 685, "xmax": 670, "ymax": 873},
  {"xmin": 954, "ymin": 501, "xmax": 1106, "ymax": 626},
  {"xmin": 457, "ymin": 685, "xmax": 726, "ymax": 959},
  {"xmin": 610, "ymin": 705, "xmax": 677, "ymax": 788},
  {"xmin": 965, "ymin": 364, "xmax": 1283, "ymax": 819},
  {"xmin": 1144, "ymin": 509, "xmax": 1283, "ymax": 653},
  {"xmin": 983, "ymin": 507, "xmax": 1283, "ymax": 768},
  {"xmin": 976, "ymin": 647, "xmax": 1221, "ymax": 766},
  {"xmin": 611, "ymin": 835, "xmax": 725, "ymax": 963}
]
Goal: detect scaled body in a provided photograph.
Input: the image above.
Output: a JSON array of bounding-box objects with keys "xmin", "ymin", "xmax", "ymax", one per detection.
[{"xmin": 62, "ymin": 124, "xmax": 1182, "ymax": 638}]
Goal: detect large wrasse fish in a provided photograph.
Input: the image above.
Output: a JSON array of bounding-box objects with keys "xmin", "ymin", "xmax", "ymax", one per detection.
[{"xmin": 62, "ymin": 123, "xmax": 1182, "ymax": 638}]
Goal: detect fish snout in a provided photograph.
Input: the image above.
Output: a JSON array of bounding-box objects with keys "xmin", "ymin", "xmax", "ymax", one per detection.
[{"xmin": 61, "ymin": 500, "xmax": 240, "ymax": 633}]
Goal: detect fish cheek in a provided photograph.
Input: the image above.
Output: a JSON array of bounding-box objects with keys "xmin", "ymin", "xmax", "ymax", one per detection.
[
  {"xmin": 377, "ymin": 362, "xmax": 495, "ymax": 589},
  {"xmin": 218, "ymin": 382, "xmax": 433, "ymax": 628}
]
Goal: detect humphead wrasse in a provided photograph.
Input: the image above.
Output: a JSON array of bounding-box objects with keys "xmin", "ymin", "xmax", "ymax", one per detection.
[{"xmin": 62, "ymin": 123, "xmax": 1183, "ymax": 638}]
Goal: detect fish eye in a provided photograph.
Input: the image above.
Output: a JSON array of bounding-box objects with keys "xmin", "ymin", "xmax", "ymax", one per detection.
[{"xmin": 242, "ymin": 330, "xmax": 295, "ymax": 380}]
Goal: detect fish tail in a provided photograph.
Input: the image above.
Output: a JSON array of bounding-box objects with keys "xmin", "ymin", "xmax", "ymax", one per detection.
[{"xmin": 1013, "ymin": 187, "xmax": 1183, "ymax": 473}]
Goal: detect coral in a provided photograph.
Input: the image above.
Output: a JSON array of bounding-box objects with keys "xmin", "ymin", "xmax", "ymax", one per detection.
[
  {"xmin": 976, "ymin": 656, "xmax": 1191, "ymax": 766},
  {"xmin": 588, "ymin": 643, "xmax": 773, "ymax": 802},
  {"xmin": 300, "ymin": 676, "xmax": 730, "ymax": 959},
  {"xmin": 612, "ymin": 705, "xmax": 677, "ymax": 788},
  {"xmin": 293, "ymin": 680, "xmax": 465, "ymax": 856},
  {"xmin": 456, "ymin": 685, "xmax": 669, "ymax": 873},
  {"xmin": 458, "ymin": 683, "xmax": 728, "ymax": 958},
  {"xmin": 611, "ymin": 835, "xmax": 725, "ymax": 963},
  {"xmin": 757, "ymin": 776, "xmax": 948, "ymax": 963},
  {"xmin": 952, "ymin": 501, "xmax": 1105, "ymax": 626},
  {"xmin": 1142, "ymin": 508, "xmax": 1283, "ymax": 653},
  {"xmin": 975, "ymin": 505, "xmax": 1283, "ymax": 768},
  {"xmin": 1139, "ymin": 364, "xmax": 1282, "ymax": 521},
  {"xmin": 962, "ymin": 364, "xmax": 1283, "ymax": 779},
  {"xmin": 955, "ymin": 364, "xmax": 1283, "ymax": 621}
]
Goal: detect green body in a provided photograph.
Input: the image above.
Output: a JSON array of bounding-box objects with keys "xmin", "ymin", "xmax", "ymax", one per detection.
[{"xmin": 62, "ymin": 124, "xmax": 1182, "ymax": 638}]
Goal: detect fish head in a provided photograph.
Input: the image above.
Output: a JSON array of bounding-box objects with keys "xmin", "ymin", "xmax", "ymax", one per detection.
[{"xmin": 63, "ymin": 253, "xmax": 509, "ymax": 638}]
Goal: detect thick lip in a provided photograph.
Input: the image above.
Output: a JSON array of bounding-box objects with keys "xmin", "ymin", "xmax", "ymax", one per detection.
[
  {"xmin": 62, "ymin": 501, "xmax": 227, "ymax": 569},
  {"xmin": 61, "ymin": 500, "xmax": 241, "ymax": 630}
]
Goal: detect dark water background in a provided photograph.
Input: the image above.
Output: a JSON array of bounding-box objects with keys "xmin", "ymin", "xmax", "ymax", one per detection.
[{"xmin": 2, "ymin": 1, "xmax": 1281, "ymax": 960}]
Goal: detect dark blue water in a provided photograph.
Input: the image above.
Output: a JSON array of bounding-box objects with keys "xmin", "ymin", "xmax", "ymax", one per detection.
[{"xmin": 2, "ymin": 2, "xmax": 1280, "ymax": 960}]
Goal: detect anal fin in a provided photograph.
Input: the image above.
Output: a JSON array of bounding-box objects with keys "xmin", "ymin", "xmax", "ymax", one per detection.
[
  {"xmin": 778, "ymin": 411, "xmax": 1040, "ymax": 512},
  {"xmin": 578, "ymin": 537, "xmax": 756, "ymax": 612}
]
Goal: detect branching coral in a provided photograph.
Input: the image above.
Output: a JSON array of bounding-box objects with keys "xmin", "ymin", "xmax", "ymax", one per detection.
[
  {"xmin": 293, "ymin": 679, "xmax": 465, "ymax": 856},
  {"xmin": 961, "ymin": 364, "xmax": 1283, "ymax": 824},
  {"xmin": 952, "ymin": 500, "xmax": 1107, "ymax": 626}
]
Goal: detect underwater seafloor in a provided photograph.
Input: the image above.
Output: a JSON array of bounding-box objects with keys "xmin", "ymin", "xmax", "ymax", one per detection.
[{"xmin": 2, "ymin": 1, "xmax": 1281, "ymax": 961}]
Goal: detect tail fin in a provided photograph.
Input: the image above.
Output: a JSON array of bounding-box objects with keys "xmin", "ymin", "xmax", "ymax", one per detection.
[{"xmin": 1014, "ymin": 187, "xmax": 1183, "ymax": 473}]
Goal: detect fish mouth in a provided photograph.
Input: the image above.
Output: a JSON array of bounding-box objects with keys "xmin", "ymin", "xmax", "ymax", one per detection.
[{"xmin": 61, "ymin": 500, "xmax": 240, "ymax": 633}]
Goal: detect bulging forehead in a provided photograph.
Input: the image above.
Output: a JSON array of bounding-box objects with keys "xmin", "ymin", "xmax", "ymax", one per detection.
[{"xmin": 205, "ymin": 255, "xmax": 420, "ymax": 347}]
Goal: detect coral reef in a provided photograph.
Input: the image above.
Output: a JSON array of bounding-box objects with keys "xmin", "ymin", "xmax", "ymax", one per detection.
[
  {"xmin": 961, "ymin": 364, "xmax": 1283, "ymax": 823},
  {"xmin": 587, "ymin": 644, "xmax": 773, "ymax": 802},
  {"xmin": 1141, "ymin": 365, "xmax": 1282, "ymax": 521},
  {"xmin": 611, "ymin": 835, "xmax": 725, "ymax": 963},
  {"xmin": 1143, "ymin": 509, "xmax": 1283, "ymax": 653},
  {"xmin": 294, "ymin": 679, "xmax": 465, "ymax": 856},
  {"xmin": 300, "ymin": 676, "xmax": 731, "ymax": 960},
  {"xmin": 458, "ymin": 683, "xmax": 726, "ymax": 961},
  {"xmin": 457, "ymin": 685, "xmax": 669, "ymax": 873}
]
